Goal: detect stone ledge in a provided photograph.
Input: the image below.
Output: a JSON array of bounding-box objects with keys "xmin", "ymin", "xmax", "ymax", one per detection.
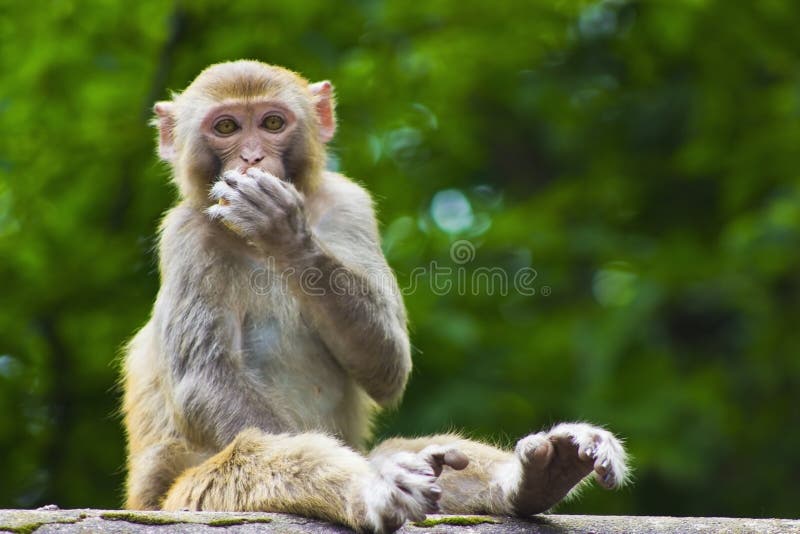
[{"xmin": 0, "ymin": 509, "xmax": 798, "ymax": 533}]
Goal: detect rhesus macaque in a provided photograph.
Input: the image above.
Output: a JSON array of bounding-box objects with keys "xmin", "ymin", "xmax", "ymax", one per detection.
[{"xmin": 122, "ymin": 60, "xmax": 629, "ymax": 532}]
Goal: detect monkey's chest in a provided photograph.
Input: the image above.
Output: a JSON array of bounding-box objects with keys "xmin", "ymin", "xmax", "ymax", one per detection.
[{"xmin": 241, "ymin": 311, "xmax": 347, "ymax": 432}]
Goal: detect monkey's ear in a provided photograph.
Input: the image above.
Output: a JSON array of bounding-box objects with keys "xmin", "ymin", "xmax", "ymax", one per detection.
[
  {"xmin": 309, "ymin": 81, "xmax": 336, "ymax": 143},
  {"xmin": 153, "ymin": 101, "xmax": 177, "ymax": 163}
]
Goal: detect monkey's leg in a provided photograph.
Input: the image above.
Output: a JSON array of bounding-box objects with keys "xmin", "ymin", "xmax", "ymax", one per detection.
[
  {"xmin": 126, "ymin": 440, "xmax": 207, "ymax": 510},
  {"xmin": 162, "ymin": 428, "xmax": 465, "ymax": 533},
  {"xmin": 370, "ymin": 422, "xmax": 629, "ymax": 516}
]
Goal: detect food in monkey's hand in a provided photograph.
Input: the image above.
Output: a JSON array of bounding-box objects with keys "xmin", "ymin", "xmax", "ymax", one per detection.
[
  {"xmin": 215, "ymin": 183, "xmax": 245, "ymax": 236},
  {"xmin": 221, "ymin": 218, "xmax": 244, "ymax": 236}
]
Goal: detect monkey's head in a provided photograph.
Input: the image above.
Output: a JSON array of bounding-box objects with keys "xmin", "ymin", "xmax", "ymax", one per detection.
[{"xmin": 153, "ymin": 60, "xmax": 335, "ymax": 203}]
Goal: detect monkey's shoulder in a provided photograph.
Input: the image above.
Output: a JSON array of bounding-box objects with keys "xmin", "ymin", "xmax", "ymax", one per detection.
[
  {"xmin": 158, "ymin": 203, "xmax": 248, "ymax": 255},
  {"xmin": 308, "ymin": 172, "xmax": 379, "ymax": 235},
  {"xmin": 311, "ymin": 172, "xmax": 374, "ymax": 212}
]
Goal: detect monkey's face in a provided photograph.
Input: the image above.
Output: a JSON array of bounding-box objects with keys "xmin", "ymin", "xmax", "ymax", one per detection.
[
  {"xmin": 154, "ymin": 61, "xmax": 334, "ymax": 200},
  {"xmin": 200, "ymin": 101, "xmax": 297, "ymax": 179}
]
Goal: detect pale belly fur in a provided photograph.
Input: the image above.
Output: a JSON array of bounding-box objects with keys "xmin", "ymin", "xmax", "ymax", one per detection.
[{"xmin": 240, "ymin": 259, "xmax": 351, "ymax": 438}]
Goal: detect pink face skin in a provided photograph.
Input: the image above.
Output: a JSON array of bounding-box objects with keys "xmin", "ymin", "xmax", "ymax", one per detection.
[{"xmin": 201, "ymin": 101, "xmax": 298, "ymax": 178}]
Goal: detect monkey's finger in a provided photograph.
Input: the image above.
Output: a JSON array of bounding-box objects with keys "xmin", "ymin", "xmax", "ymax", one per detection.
[
  {"xmin": 593, "ymin": 463, "xmax": 615, "ymax": 489},
  {"xmin": 577, "ymin": 439, "xmax": 599, "ymax": 463},
  {"xmin": 442, "ymin": 449, "xmax": 469, "ymax": 471},
  {"xmin": 421, "ymin": 484, "xmax": 443, "ymax": 506},
  {"xmin": 205, "ymin": 204, "xmax": 253, "ymax": 238},
  {"xmin": 233, "ymin": 177, "xmax": 280, "ymax": 213},
  {"xmin": 205, "ymin": 204, "xmax": 227, "ymax": 220},
  {"xmin": 252, "ymin": 171, "xmax": 303, "ymax": 211},
  {"xmin": 244, "ymin": 167, "xmax": 278, "ymax": 181},
  {"xmin": 592, "ymin": 451, "xmax": 625, "ymax": 489},
  {"xmin": 394, "ymin": 477, "xmax": 440, "ymax": 518},
  {"xmin": 211, "ymin": 180, "xmax": 267, "ymax": 216},
  {"xmin": 388, "ymin": 488, "xmax": 426, "ymax": 523},
  {"xmin": 272, "ymin": 175, "xmax": 305, "ymax": 202},
  {"xmin": 250, "ymin": 173, "xmax": 292, "ymax": 207},
  {"xmin": 210, "ymin": 180, "xmax": 236, "ymax": 202},
  {"xmin": 222, "ymin": 169, "xmax": 247, "ymax": 181},
  {"xmin": 419, "ymin": 445, "xmax": 469, "ymax": 476},
  {"xmin": 219, "ymin": 170, "xmax": 248, "ymax": 192},
  {"xmin": 245, "ymin": 169, "xmax": 305, "ymax": 214},
  {"xmin": 396, "ymin": 470, "xmax": 440, "ymax": 497},
  {"xmin": 246, "ymin": 168, "xmax": 289, "ymax": 198},
  {"xmin": 549, "ymin": 431, "xmax": 596, "ymax": 470},
  {"xmin": 515, "ymin": 433, "xmax": 554, "ymax": 470}
]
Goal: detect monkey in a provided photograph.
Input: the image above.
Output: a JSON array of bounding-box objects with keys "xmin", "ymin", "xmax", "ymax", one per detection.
[{"xmin": 122, "ymin": 60, "xmax": 630, "ymax": 533}]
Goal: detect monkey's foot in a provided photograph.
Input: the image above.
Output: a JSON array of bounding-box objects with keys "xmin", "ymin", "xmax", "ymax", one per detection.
[
  {"xmin": 507, "ymin": 422, "xmax": 629, "ymax": 516},
  {"xmin": 365, "ymin": 446, "xmax": 469, "ymax": 533}
]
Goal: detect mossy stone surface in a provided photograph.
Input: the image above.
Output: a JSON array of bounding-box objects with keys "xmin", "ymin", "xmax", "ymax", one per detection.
[{"xmin": 1, "ymin": 510, "xmax": 799, "ymax": 533}]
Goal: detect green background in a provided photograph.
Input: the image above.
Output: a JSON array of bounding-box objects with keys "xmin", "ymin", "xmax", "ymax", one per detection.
[{"xmin": 1, "ymin": 0, "xmax": 799, "ymax": 518}]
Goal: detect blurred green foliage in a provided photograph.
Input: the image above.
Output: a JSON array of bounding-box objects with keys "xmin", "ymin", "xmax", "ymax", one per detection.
[{"xmin": 1, "ymin": 0, "xmax": 799, "ymax": 518}]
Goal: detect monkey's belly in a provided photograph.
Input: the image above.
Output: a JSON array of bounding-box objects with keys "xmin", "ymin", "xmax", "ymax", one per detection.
[{"xmin": 242, "ymin": 318, "xmax": 348, "ymax": 434}]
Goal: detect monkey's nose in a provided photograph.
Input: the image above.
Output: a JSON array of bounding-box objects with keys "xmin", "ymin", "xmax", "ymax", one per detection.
[{"xmin": 240, "ymin": 154, "xmax": 264, "ymax": 164}]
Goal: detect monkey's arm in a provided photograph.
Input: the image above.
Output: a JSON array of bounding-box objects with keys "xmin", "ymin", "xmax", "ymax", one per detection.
[
  {"xmin": 291, "ymin": 175, "xmax": 411, "ymax": 406},
  {"xmin": 155, "ymin": 206, "xmax": 289, "ymax": 448},
  {"xmin": 291, "ymin": 250, "xmax": 409, "ymax": 405},
  {"xmin": 210, "ymin": 171, "xmax": 411, "ymax": 406}
]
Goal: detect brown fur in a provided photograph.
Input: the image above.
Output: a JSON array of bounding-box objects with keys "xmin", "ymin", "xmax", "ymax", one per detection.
[
  {"xmin": 370, "ymin": 435, "xmax": 514, "ymax": 514},
  {"xmin": 158, "ymin": 61, "xmax": 327, "ymax": 204},
  {"xmin": 123, "ymin": 60, "xmax": 629, "ymax": 532}
]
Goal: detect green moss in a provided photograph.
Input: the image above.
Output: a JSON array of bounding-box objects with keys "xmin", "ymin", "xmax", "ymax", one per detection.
[
  {"xmin": 208, "ymin": 517, "xmax": 273, "ymax": 527},
  {"xmin": 207, "ymin": 518, "xmax": 246, "ymax": 527},
  {"xmin": 413, "ymin": 516, "xmax": 499, "ymax": 527},
  {"xmin": 2, "ymin": 518, "xmax": 82, "ymax": 534},
  {"xmin": 100, "ymin": 512, "xmax": 180, "ymax": 525}
]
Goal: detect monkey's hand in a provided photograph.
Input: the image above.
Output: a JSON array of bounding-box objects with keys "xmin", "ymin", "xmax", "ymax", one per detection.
[
  {"xmin": 207, "ymin": 168, "xmax": 311, "ymax": 255},
  {"xmin": 502, "ymin": 422, "xmax": 629, "ymax": 516},
  {"xmin": 364, "ymin": 445, "xmax": 469, "ymax": 533}
]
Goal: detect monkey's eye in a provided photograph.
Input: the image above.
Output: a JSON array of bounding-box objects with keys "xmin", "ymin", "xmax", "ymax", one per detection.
[
  {"xmin": 262, "ymin": 114, "xmax": 285, "ymax": 132},
  {"xmin": 213, "ymin": 118, "xmax": 239, "ymax": 135}
]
